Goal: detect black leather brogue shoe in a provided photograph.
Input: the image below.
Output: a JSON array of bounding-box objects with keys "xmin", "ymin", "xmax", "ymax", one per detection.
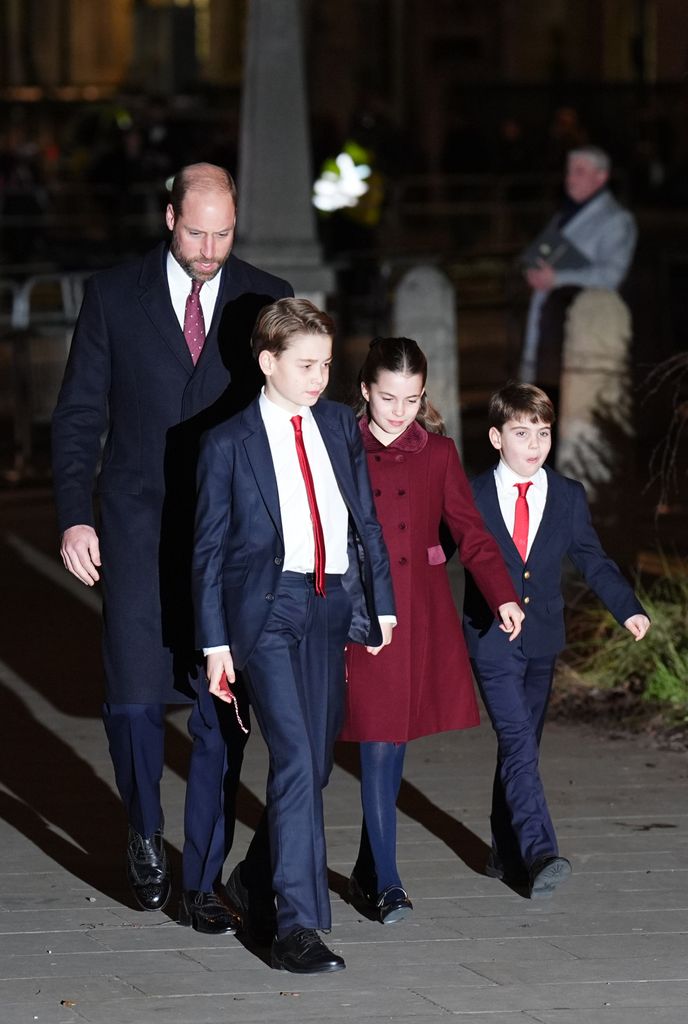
[{"xmin": 126, "ymin": 825, "xmax": 171, "ymax": 912}]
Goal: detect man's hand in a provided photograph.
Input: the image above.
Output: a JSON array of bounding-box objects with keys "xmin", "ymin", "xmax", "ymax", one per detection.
[
  {"xmin": 366, "ymin": 620, "xmax": 394, "ymax": 656},
  {"xmin": 206, "ymin": 650, "xmax": 237, "ymax": 703},
  {"xmin": 60, "ymin": 524, "xmax": 101, "ymax": 586},
  {"xmin": 624, "ymin": 614, "xmax": 651, "ymax": 642},
  {"xmin": 498, "ymin": 601, "xmax": 525, "ymax": 641},
  {"xmin": 526, "ymin": 261, "xmax": 556, "ymax": 292}
]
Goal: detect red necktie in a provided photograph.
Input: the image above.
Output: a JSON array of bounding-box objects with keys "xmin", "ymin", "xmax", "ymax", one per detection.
[
  {"xmin": 183, "ymin": 280, "xmax": 206, "ymax": 364},
  {"xmin": 512, "ymin": 481, "xmax": 532, "ymax": 562},
  {"xmin": 290, "ymin": 415, "xmax": 326, "ymax": 596}
]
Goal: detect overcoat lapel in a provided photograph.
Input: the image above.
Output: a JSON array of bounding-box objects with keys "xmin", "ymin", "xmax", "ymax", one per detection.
[{"xmin": 137, "ymin": 243, "xmax": 194, "ymax": 373}]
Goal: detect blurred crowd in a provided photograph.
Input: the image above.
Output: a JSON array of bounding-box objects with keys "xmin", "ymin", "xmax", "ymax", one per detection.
[{"xmin": 2, "ymin": 88, "xmax": 688, "ymax": 268}]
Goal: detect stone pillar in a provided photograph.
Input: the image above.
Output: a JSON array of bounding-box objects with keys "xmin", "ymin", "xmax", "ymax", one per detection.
[
  {"xmin": 236, "ymin": 0, "xmax": 333, "ymax": 304},
  {"xmin": 556, "ymin": 288, "xmax": 633, "ymax": 501},
  {"xmin": 392, "ymin": 265, "xmax": 461, "ymax": 447}
]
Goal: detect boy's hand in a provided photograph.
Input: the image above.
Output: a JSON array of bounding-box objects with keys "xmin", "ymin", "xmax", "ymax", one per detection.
[
  {"xmin": 60, "ymin": 524, "xmax": 101, "ymax": 585},
  {"xmin": 498, "ymin": 601, "xmax": 525, "ymax": 641},
  {"xmin": 206, "ymin": 650, "xmax": 237, "ymax": 703},
  {"xmin": 366, "ymin": 620, "xmax": 394, "ymax": 656},
  {"xmin": 624, "ymin": 614, "xmax": 651, "ymax": 641}
]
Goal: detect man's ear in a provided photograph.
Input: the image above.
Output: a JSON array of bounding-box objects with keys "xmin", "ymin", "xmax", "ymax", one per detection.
[
  {"xmin": 165, "ymin": 204, "xmax": 175, "ymax": 232},
  {"xmin": 258, "ymin": 349, "xmax": 273, "ymax": 376},
  {"xmin": 488, "ymin": 426, "xmax": 502, "ymax": 451}
]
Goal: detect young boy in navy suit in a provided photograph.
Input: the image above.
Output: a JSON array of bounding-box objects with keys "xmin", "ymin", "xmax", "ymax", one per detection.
[
  {"xmin": 463, "ymin": 382, "xmax": 650, "ymax": 898},
  {"xmin": 192, "ymin": 298, "xmax": 395, "ymax": 972}
]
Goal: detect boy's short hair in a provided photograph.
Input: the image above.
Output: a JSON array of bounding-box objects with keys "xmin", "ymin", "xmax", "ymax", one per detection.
[
  {"xmin": 488, "ymin": 382, "xmax": 556, "ymax": 429},
  {"xmin": 251, "ymin": 298, "xmax": 335, "ymax": 359}
]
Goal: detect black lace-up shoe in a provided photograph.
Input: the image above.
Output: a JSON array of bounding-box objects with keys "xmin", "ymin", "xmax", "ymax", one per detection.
[
  {"xmin": 178, "ymin": 889, "xmax": 241, "ymax": 934},
  {"xmin": 126, "ymin": 825, "xmax": 171, "ymax": 911},
  {"xmin": 271, "ymin": 928, "xmax": 345, "ymax": 973},
  {"xmin": 224, "ymin": 862, "xmax": 276, "ymax": 945}
]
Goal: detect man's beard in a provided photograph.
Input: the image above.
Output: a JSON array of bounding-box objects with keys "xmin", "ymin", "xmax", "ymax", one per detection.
[{"xmin": 170, "ymin": 233, "xmax": 228, "ymax": 282}]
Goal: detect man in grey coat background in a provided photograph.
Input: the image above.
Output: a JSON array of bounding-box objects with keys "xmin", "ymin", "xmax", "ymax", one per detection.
[{"xmin": 519, "ymin": 145, "xmax": 637, "ymax": 390}]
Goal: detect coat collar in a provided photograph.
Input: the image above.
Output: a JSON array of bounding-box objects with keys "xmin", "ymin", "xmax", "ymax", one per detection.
[{"xmin": 359, "ymin": 417, "xmax": 429, "ymax": 454}]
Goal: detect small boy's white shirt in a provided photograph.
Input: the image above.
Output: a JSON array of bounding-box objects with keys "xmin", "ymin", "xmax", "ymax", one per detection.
[{"xmin": 494, "ymin": 459, "xmax": 548, "ymax": 559}]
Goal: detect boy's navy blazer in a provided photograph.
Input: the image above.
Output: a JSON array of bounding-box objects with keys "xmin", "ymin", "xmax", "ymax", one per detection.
[
  {"xmin": 192, "ymin": 396, "xmax": 396, "ymax": 669},
  {"xmin": 463, "ymin": 463, "xmax": 645, "ymax": 659}
]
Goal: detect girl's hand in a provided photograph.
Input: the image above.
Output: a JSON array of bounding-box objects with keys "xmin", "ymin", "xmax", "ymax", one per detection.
[
  {"xmin": 366, "ymin": 620, "xmax": 394, "ymax": 655},
  {"xmin": 498, "ymin": 601, "xmax": 525, "ymax": 641}
]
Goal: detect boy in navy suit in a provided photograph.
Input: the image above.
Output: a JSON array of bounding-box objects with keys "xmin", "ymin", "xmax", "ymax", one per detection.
[
  {"xmin": 192, "ymin": 298, "xmax": 395, "ymax": 972},
  {"xmin": 463, "ymin": 383, "xmax": 650, "ymax": 898}
]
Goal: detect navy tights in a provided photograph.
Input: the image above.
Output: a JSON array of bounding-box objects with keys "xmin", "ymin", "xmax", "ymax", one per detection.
[{"xmin": 353, "ymin": 741, "xmax": 407, "ymax": 894}]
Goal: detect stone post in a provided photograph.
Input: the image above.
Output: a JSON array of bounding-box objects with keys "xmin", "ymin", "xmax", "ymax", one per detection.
[
  {"xmin": 392, "ymin": 266, "xmax": 461, "ymax": 447},
  {"xmin": 556, "ymin": 288, "xmax": 634, "ymax": 504},
  {"xmin": 236, "ymin": 0, "xmax": 333, "ymax": 304}
]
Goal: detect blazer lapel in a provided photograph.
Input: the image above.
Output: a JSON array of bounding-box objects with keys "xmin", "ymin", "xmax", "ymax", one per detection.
[
  {"xmin": 527, "ymin": 465, "xmax": 565, "ymax": 562},
  {"xmin": 312, "ymin": 406, "xmax": 358, "ymax": 511},
  {"xmin": 475, "ymin": 470, "xmax": 517, "ymax": 557},
  {"xmin": 138, "ymin": 243, "xmax": 194, "ymax": 373},
  {"xmin": 241, "ymin": 400, "xmax": 284, "ymax": 541}
]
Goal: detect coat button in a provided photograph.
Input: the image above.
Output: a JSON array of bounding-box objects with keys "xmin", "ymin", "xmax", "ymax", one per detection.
[
  {"xmin": 274, "ymin": 556, "xmax": 283, "ymax": 566},
  {"xmin": 524, "ymin": 570, "xmax": 531, "ymax": 579},
  {"xmin": 398, "ymin": 522, "xmax": 406, "ymax": 530},
  {"xmin": 265, "ymin": 593, "xmax": 275, "ymax": 602},
  {"xmin": 523, "ymin": 596, "xmax": 530, "ymax": 604},
  {"xmin": 395, "ymin": 454, "xmax": 405, "ymax": 463},
  {"xmin": 374, "ymin": 488, "xmax": 382, "ymax": 496},
  {"xmin": 398, "ymin": 556, "xmax": 408, "ymax": 565},
  {"xmin": 374, "ymin": 455, "xmax": 381, "ymax": 461},
  {"xmin": 398, "ymin": 488, "xmax": 406, "ymax": 496}
]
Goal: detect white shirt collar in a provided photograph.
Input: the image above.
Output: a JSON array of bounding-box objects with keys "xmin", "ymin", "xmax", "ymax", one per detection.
[
  {"xmin": 495, "ymin": 459, "xmax": 547, "ymax": 494},
  {"xmin": 166, "ymin": 250, "xmax": 221, "ymax": 301},
  {"xmin": 259, "ymin": 387, "xmax": 313, "ymax": 428}
]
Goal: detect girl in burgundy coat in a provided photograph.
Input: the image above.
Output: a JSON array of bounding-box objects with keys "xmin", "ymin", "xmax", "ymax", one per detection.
[{"xmin": 341, "ymin": 337, "xmax": 523, "ymax": 924}]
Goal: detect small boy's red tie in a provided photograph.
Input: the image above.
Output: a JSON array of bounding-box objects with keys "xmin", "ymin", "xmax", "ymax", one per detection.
[
  {"xmin": 290, "ymin": 415, "xmax": 326, "ymax": 596},
  {"xmin": 512, "ymin": 481, "xmax": 532, "ymax": 562}
]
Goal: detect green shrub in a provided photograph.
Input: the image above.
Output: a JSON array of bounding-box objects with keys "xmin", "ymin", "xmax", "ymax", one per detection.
[{"xmin": 566, "ymin": 571, "xmax": 688, "ymax": 714}]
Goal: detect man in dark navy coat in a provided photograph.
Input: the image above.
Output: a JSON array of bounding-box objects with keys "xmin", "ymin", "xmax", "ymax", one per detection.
[{"xmin": 51, "ymin": 163, "xmax": 293, "ymax": 931}]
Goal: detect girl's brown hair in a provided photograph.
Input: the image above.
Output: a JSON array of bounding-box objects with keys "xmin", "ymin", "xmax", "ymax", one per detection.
[{"xmin": 355, "ymin": 336, "xmax": 446, "ymax": 435}]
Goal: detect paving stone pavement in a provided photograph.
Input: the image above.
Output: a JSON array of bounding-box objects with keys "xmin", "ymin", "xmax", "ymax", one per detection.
[{"xmin": 1, "ymin": 492, "xmax": 687, "ymax": 1023}]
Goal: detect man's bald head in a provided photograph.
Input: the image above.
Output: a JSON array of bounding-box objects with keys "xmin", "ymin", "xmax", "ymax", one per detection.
[{"xmin": 169, "ymin": 163, "xmax": 237, "ymax": 218}]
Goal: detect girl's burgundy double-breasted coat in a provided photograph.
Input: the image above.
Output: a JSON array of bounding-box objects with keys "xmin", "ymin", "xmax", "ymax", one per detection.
[{"xmin": 341, "ymin": 418, "xmax": 519, "ymax": 743}]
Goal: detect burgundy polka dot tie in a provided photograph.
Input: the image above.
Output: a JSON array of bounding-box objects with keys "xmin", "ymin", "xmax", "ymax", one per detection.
[{"xmin": 183, "ymin": 280, "xmax": 206, "ymax": 365}]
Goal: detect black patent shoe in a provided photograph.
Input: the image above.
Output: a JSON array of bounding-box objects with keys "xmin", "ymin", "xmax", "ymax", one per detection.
[
  {"xmin": 126, "ymin": 825, "xmax": 171, "ymax": 912},
  {"xmin": 224, "ymin": 862, "xmax": 276, "ymax": 946},
  {"xmin": 178, "ymin": 890, "xmax": 241, "ymax": 934},
  {"xmin": 348, "ymin": 874, "xmax": 412, "ymax": 924},
  {"xmin": 271, "ymin": 928, "xmax": 345, "ymax": 973},
  {"xmin": 376, "ymin": 884, "xmax": 413, "ymax": 924}
]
